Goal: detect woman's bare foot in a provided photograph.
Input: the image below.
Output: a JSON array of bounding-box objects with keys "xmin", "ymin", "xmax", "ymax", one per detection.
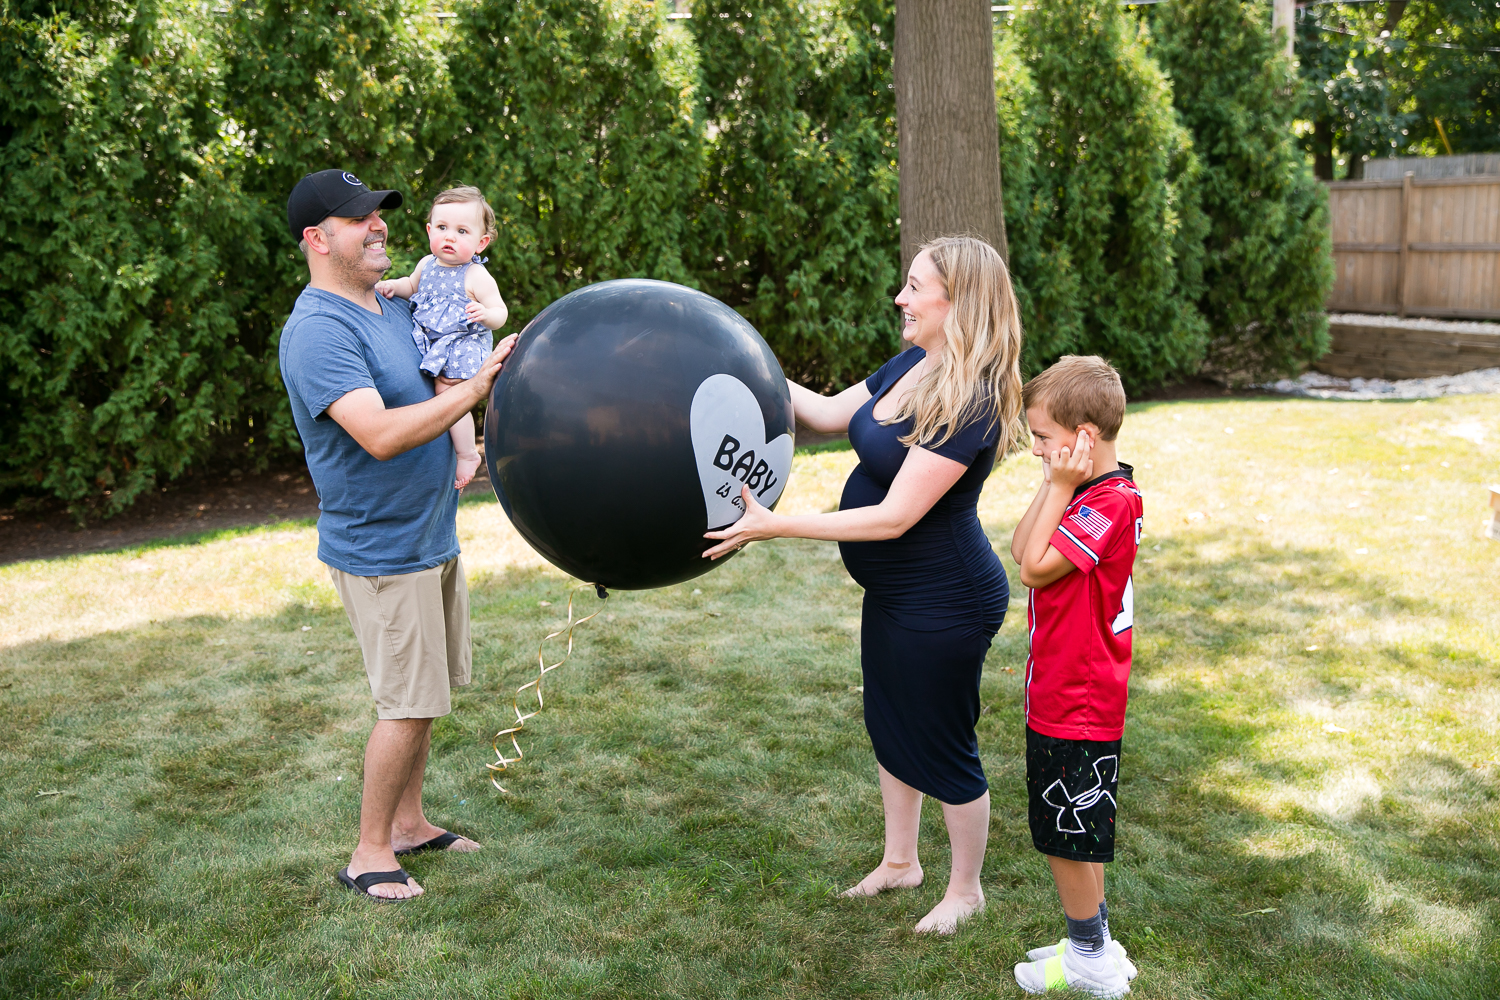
[
  {"xmin": 455, "ymin": 452, "xmax": 482, "ymax": 489},
  {"xmin": 840, "ymin": 859, "xmax": 925, "ymax": 897},
  {"xmin": 914, "ymin": 888, "xmax": 985, "ymax": 935}
]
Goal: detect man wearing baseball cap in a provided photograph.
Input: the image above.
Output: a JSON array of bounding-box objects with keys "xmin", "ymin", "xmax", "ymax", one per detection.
[{"xmin": 279, "ymin": 169, "xmax": 517, "ymax": 901}]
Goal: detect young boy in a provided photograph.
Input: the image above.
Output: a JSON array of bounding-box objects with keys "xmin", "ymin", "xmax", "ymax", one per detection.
[{"xmin": 1008, "ymin": 356, "xmax": 1143, "ymax": 998}]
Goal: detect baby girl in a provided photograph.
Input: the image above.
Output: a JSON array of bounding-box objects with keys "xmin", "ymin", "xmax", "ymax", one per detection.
[{"xmin": 376, "ymin": 186, "xmax": 509, "ymax": 489}]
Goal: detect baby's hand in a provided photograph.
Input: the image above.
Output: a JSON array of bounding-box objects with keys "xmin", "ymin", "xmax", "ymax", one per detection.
[
  {"xmin": 375, "ymin": 280, "xmax": 399, "ymax": 299},
  {"xmin": 464, "ymin": 300, "xmax": 487, "ymax": 323}
]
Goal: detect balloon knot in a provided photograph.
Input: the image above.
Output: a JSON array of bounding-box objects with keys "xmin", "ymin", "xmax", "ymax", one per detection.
[{"xmin": 594, "ymin": 584, "xmax": 609, "ymax": 600}]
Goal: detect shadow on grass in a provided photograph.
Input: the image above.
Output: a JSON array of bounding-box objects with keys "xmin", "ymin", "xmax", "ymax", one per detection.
[
  {"xmin": 0, "ymin": 535, "xmax": 1494, "ymax": 998},
  {"xmin": 1114, "ymin": 527, "xmax": 1498, "ymax": 997}
]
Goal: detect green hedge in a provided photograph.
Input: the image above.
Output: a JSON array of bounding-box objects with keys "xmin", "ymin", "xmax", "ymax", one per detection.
[
  {"xmin": 1155, "ymin": 0, "xmax": 1333, "ymax": 377},
  {"xmin": 1, "ymin": 0, "xmax": 1333, "ymax": 517},
  {"xmin": 0, "ymin": 7, "xmax": 275, "ymax": 514},
  {"xmin": 997, "ymin": 0, "xmax": 1209, "ymax": 389},
  {"xmin": 0, "ymin": 0, "xmax": 902, "ymax": 516}
]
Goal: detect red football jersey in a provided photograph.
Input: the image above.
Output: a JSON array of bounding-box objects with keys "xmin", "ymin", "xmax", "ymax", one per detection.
[{"xmin": 1025, "ymin": 466, "xmax": 1143, "ymax": 741}]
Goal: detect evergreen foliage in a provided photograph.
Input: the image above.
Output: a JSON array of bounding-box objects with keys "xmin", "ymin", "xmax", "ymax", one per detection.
[
  {"xmin": 996, "ymin": 0, "xmax": 1209, "ymax": 391},
  {"xmin": 0, "ymin": 0, "xmax": 900, "ymax": 515},
  {"xmin": 1, "ymin": 0, "xmax": 1340, "ymax": 515},
  {"xmin": 685, "ymin": 0, "xmax": 901, "ymax": 388},
  {"xmin": 1154, "ymin": 0, "xmax": 1335, "ymax": 378},
  {"xmin": 0, "ymin": 6, "xmax": 269, "ymax": 515},
  {"xmin": 433, "ymin": 0, "xmax": 703, "ymax": 329}
]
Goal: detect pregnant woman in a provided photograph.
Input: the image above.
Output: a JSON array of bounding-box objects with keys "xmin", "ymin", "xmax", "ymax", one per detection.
[{"xmin": 703, "ymin": 235, "xmax": 1024, "ymax": 934}]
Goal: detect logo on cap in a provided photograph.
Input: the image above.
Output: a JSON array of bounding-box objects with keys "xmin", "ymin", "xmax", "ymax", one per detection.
[{"xmin": 342, "ymin": 172, "xmax": 362, "ymax": 186}]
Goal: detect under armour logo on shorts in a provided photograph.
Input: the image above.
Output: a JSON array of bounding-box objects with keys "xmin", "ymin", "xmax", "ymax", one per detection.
[{"xmin": 1042, "ymin": 755, "xmax": 1119, "ymax": 834}]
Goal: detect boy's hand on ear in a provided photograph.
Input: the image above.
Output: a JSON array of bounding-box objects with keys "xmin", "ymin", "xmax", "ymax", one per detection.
[{"xmin": 1047, "ymin": 431, "xmax": 1094, "ymax": 492}]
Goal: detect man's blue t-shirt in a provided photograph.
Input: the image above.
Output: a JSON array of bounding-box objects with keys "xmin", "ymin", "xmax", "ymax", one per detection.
[{"xmin": 279, "ymin": 287, "xmax": 460, "ymax": 576}]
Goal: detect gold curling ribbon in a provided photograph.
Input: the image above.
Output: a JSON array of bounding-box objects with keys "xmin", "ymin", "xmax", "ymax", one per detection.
[{"xmin": 489, "ymin": 583, "xmax": 607, "ymax": 792}]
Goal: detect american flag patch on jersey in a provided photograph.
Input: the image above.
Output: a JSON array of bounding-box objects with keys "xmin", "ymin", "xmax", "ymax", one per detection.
[{"xmin": 1068, "ymin": 504, "xmax": 1112, "ymax": 540}]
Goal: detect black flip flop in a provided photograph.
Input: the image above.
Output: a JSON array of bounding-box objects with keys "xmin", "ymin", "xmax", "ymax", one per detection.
[
  {"xmin": 394, "ymin": 831, "xmax": 466, "ymax": 856},
  {"xmin": 337, "ymin": 866, "xmax": 416, "ymax": 901}
]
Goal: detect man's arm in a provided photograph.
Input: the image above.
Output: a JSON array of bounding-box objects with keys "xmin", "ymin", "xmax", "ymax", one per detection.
[{"xmin": 326, "ymin": 334, "xmax": 517, "ymax": 460}]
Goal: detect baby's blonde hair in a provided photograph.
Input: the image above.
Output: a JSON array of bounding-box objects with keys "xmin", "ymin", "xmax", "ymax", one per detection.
[
  {"xmin": 430, "ymin": 186, "xmax": 497, "ymax": 242},
  {"xmin": 885, "ymin": 235, "xmax": 1025, "ymax": 458}
]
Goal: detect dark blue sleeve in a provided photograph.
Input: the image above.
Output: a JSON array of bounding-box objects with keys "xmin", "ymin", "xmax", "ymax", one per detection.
[
  {"xmin": 282, "ymin": 315, "xmax": 376, "ymax": 421},
  {"xmin": 924, "ymin": 404, "xmax": 1000, "ymax": 466},
  {"xmin": 863, "ymin": 348, "xmax": 924, "ymax": 395}
]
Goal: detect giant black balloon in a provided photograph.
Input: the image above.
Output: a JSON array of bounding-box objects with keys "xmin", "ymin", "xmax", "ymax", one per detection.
[{"xmin": 484, "ymin": 279, "xmax": 795, "ymax": 590}]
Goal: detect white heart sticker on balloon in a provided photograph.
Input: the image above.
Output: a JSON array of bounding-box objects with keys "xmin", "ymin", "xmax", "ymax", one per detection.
[{"xmin": 690, "ymin": 374, "xmax": 793, "ymax": 531}]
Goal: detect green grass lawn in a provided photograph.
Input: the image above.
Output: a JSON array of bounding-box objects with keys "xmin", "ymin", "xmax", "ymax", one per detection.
[{"xmin": 1, "ymin": 395, "xmax": 1497, "ymax": 999}]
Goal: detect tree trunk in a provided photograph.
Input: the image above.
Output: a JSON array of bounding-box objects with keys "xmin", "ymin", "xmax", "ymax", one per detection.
[
  {"xmin": 1272, "ymin": 0, "xmax": 1295, "ymax": 58},
  {"xmin": 1382, "ymin": 0, "xmax": 1408, "ymax": 34},
  {"xmin": 894, "ymin": 0, "xmax": 1008, "ymax": 272},
  {"xmin": 1313, "ymin": 117, "xmax": 1334, "ymax": 180}
]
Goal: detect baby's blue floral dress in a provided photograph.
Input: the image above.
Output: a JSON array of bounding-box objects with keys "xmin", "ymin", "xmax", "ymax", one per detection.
[{"xmin": 409, "ymin": 256, "xmax": 493, "ymax": 380}]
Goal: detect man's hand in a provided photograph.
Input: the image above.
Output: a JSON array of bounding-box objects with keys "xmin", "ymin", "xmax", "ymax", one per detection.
[
  {"xmin": 458, "ymin": 334, "xmax": 517, "ymax": 404},
  {"xmin": 326, "ymin": 333, "xmax": 520, "ymax": 462},
  {"xmin": 1046, "ymin": 430, "xmax": 1094, "ymax": 493}
]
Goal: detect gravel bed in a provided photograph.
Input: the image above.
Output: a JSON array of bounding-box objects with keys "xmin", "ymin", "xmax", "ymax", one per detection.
[{"xmin": 1259, "ymin": 367, "xmax": 1500, "ymax": 400}]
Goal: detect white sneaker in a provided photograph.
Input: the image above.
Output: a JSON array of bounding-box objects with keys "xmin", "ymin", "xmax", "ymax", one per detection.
[
  {"xmin": 1014, "ymin": 945, "xmax": 1131, "ymax": 998},
  {"xmin": 1025, "ymin": 938, "xmax": 1138, "ymax": 980}
]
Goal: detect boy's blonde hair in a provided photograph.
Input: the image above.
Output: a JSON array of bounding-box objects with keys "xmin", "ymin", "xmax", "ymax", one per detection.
[
  {"xmin": 431, "ymin": 186, "xmax": 497, "ymax": 242},
  {"xmin": 885, "ymin": 235, "xmax": 1025, "ymax": 457},
  {"xmin": 1021, "ymin": 356, "xmax": 1126, "ymax": 441}
]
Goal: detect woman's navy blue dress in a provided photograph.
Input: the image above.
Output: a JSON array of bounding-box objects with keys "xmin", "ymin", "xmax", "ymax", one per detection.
[{"xmin": 839, "ymin": 348, "xmax": 1009, "ymax": 805}]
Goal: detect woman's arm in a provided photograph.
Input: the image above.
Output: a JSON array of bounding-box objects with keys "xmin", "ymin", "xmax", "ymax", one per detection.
[
  {"xmin": 788, "ymin": 379, "xmax": 872, "ymax": 435},
  {"xmin": 702, "ymin": 446, "xmax": 966, "ymax": 558},
  {"xmin": 464, "ymin": 264, "xmax": 510, "ymax": 330}
]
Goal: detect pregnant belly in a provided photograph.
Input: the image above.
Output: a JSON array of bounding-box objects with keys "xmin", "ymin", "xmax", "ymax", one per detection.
[{"xmin": 838, "ymin": 475, "xmax": 1008, "ymax": 627}]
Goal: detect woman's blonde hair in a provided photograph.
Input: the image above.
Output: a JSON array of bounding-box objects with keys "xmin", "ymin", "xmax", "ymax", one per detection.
[
  {"xmin": 885, "ymin": 235, "xmax": 1025, "ymax": 456},
  {"xmin": 430, "ymin": 185, "xmax": 497, "ymax": 242}
]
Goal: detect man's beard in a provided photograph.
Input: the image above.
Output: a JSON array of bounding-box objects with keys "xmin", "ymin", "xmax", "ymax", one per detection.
[{"xmin": 329, "ymin": 237, "xmax": 390, "ymax": 290}]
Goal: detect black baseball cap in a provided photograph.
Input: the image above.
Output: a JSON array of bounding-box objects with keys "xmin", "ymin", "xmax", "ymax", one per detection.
[{"xmin": 286, "ymin": 169, "xmax": 403, "ymax": 240}]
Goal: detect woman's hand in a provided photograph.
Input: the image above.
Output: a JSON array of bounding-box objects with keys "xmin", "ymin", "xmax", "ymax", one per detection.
[{"xmin": 702, "ymin": 486, "xmax": 782, "ymax": 559}]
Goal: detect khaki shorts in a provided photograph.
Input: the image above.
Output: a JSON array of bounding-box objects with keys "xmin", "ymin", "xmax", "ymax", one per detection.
[{"xmin": 329, "ymin": 556, "xmax": 472, "ymax": 720}]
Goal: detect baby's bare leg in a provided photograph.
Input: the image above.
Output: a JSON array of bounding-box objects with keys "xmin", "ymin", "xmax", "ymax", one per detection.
[{"xmin": 435, "ymin": 377, "xmax": 482, "ymax": 489}]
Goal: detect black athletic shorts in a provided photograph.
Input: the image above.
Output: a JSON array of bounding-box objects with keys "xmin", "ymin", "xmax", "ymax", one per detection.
[{"xmin": 1026, "ymin": 726, "xmax": 1122, "ymax": 863}]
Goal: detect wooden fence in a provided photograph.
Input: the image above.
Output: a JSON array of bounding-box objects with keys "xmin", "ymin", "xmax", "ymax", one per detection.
[{"xmin": 1326, "ymin": 174, "xmax": 1500, "ymax": 320}]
